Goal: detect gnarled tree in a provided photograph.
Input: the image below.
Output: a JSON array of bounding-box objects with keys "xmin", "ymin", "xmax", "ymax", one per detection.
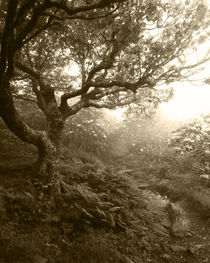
[{"xmin": 0, "ymin": 0, "xmax": 209, "ymax": 183}]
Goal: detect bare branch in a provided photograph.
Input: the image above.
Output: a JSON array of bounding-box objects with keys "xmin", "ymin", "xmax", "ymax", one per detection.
[
  {"xmin": 15, "ymin": 61, "xmax": 40, "ymax": 79},
  {"xmin": 14, "ymin": 2, "xmax": 50, "ymax": 50},
  {"xmin": 156, "ymin": 51, "xmax": 210, "ymax": 83},
  {"xmin": 42, "ymin": 4, "xmax": 119, "ymax": 21},
  {"xmin": 84, "ymin": 99, "xmax": 132, "ymax": 109},
  {"xmin": 15, "ymin": 62, "xmax": 48, "ymax": 113},
  {"xmin": 14, "ymin": 0, "xmax": 36, "ymax": 28},
  {"xmin": 179, "ymin": 51, "xmax": 210, "ymax": 71},
  {"xmin": 47, "ymin": 0, "xmax": 126, "ymax": 16},
  {"xmin": 23, "ymin": 16, "xmax": 53, "ymax": 45},
  {"xmin": 88, "ymin": 77, "xmax": 154, "ymax": 91},
  {"xmin": 85, "ymin": 26, "xmax": 130, "ymax": 85},
  {"xmin": 31, "ymin": 79, "xmax": 47, "ymax": 113},
  {"xmin": 64, "ymin": 99, "xmax": 87, "ymax": 118}
]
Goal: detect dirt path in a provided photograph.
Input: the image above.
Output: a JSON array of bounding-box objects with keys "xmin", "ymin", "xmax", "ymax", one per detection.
[
  {"xmin": 180, "ymin": 202, "xmax": 210, "ymax": 263},
  {"xmin": 116, "ymin": 163, "xmax": 210, "ymax": 263},
  {"xmin": 139, "ymin": 179, "xmax": 210, "ymax": 262}
]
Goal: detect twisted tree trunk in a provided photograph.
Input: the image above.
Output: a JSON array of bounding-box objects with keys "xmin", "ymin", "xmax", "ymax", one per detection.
[
  {"xmin": 35, "ymin": 116, "xmax": 64, "ymax": 184},
  {"xmin": 0, "ymin": 78, "xmax": 65, "ymax": 184}
]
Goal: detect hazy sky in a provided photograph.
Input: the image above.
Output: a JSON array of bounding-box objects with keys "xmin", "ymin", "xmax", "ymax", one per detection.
[
  {"xmin": 160, "ymin": 84, "xmax": 210, "ymax": 120},
  {"xmin": 160, "ymin": 40, "xmax": 210, "ymax": 121}
]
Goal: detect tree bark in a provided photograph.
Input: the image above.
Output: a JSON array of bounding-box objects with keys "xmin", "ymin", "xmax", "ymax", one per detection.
[
  {"xmin": 34, "ymin": 115, "xmax": 64, "ymax": 184},
  {"xmin": 0, "ymin": 78, "xmax": 43, "ymax": 145},
  {"xmin": 0, "ymin": 78, "xmax": 65, "ymax": 184},
  {"xmin": 35, "ymin": 138, "xmax": 61, "ymax": 184}
]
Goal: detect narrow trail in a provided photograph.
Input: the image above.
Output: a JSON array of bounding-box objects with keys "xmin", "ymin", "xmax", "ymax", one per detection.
[
  {"xmin": 134, "ymin": 172, "xmax": 210, "ymax": 262},
  {"xmin": 181, "ymin": 202, "xmax": 210, "ymax": 263},
  {"xmin": 113, "ymin": 154, "xmax": 210, "ymax": 263}
]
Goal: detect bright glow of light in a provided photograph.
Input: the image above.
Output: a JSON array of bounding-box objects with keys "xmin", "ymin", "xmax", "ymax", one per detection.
[
  {"xmin": 160, "ymin": 38, "xmax": 210, "ymax": 121},
  {"xmin": 106, "ymin": 108, "xmax": 126, "ymax": 121},
  {"xmin": 160, "ymin": 84, "xmax": 210, "ymax": 120},
  {"xmin": 63, "ymin": 62, "xmax": 80, "ymax": 76}
]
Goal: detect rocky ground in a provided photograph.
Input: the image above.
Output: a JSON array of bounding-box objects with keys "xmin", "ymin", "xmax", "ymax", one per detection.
[
  {"xmin": 115, "ymin": 153, "xmax": 210, "ymax": 263},
  {"xmin": 0, "ymin": 152, "xmax": 210, "ymax": 263}
]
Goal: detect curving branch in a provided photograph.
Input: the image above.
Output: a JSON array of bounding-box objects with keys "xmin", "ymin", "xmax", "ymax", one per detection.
[
  {"xmin": 31, "ymin": 79, "xmax": 47, "ymax": 112},
  {"xmin": 23, "ymin": 16, "xmax": 54, "ymax": 45},
  {"xmin": 14, "ymin": 0, "xmax": 36, "ymax": 28},
  {"xmin": 42, "ymin": 3, "xmax": 120, "ymax": 21},
  {"xmin": 88, "ymin": 77, "xmax": 154, "ymax": 91},
  {"xmin": 15, "ymin": 61, "xmax": 40, "ymax": 79},
  {"xmin": 63, "ymin": 99, "xmax": 87, "ymax": 119},
  {"xmin": 47, "ymin": 0, "xmax": 126, "ymax": 16},
  {"xmin": 156, "ymin": 50, "xmax": 210, "ymax": 83},
  {"xmin": 84, "ymin": 99, "xmax": 133, "ymax": 110},
  {"xmin": 60, "ymin": 28, "xmax": 124, "ymax": 109},
  {"xmin": 15, "ymin": 61, "xmax": 48, "ymax": 112}
]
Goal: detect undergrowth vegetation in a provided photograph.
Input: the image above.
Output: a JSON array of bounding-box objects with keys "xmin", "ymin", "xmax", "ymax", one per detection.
[
  {"xmin": 112, "ymin": 112, "xmax": 210, "ymax": 223},
  {"xmin": 0, "ymin": 157, "xmax": 173, "ymax": 263},
  {"xmin": 1, "ymin": 106, "xmax": 210, "ymax": 262}
]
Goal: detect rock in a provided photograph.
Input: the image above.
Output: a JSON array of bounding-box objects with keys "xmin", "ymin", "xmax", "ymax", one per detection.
[
  {"xmin": 107, "ymin": 213, "xmax": 115, "ymax": 228},
  {"xmin": 82, "ymin": 208, "xmax": 93, "ymax": 220},
  {"xmin": 166, "ymin": 202, "xmax": 189, "ymax": 238},
  {"xmin": 161, "ymin": 220, "xmax": 171, "ymax": 228},
  {"xmin": 72, "ymin": 157, "xmax": 83, "ymax": 165},
  {"xmin": 141, "ymin": 237, "xmax": 151, "ymax": 251},
  {"xmin": 152, "ymin": 223, "xmax": 169, "ymax": 237},
  {"xmin": 201, "ymin": 259, "xmax": 209, "ymax": 263},
  {"xmin": 162, "ymin": 243, "xmax": 171, "ymax": 254},
  {"xmin": 186, "ymin": 231, "xmax": 193, "ymax": 237},
  {"xmin": 138, "ymin": 183, "xmax": 150, "ymax": 189},
  {"xmin": 109, "ymin": 206, "xmax": 121, "ymax": 213},
  {"xmin": 117, "ymin": 169, "xmax": 135, "ymax": 175},
  {"xmin": 161, "ymin": 253, "xmax": 171, "ymax": 262},
  {"xmin": 138, "ymin": 225, "xmax": 149, "ymax": 231},
  {"xmin": 172, "ymin": 224, "xmax": 186, "ymax": 238},
  {"xmin": 200, "ymin": 174, "xmax": 210, "ymax": 180},
  {"xmin": 170, "ymin": 244, "xmax": 187, "ymax": 252}
]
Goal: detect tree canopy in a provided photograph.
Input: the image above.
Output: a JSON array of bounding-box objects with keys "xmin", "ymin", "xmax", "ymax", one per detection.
[{"xmin": 1, "ymin": 0, "xmax": 209, "ymax": 116}]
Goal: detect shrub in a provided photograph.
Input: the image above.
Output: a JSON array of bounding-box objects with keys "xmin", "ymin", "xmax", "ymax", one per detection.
[
  {"xmin": 63, "ymin": 109, "xmax": 109, "ymax": 159},
  {"xmin": 169, "ymin": 115, "xmax": 210, "ymax": 174}
]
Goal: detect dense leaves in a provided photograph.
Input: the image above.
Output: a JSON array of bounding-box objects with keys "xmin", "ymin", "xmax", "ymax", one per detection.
[
  {"xmin": 63, "ymin": 109, "xmax": 109, "ymax": 157},
  {"xmin": 169, "ymin": 115, "xmax": 210, "ymax": 174},
  {"xmin": 1, "ymin": 0, "xmax": 209, "ymax": 116},
  {"xmin": 11, "ymin": 0, "xmax": 209, "ymax": 110}
]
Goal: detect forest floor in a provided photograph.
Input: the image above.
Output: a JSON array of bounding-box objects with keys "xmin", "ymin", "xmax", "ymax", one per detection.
[
  {"xmin": 115, "ymin": 153, "xmax": 210, "ymax": 263},
  {"xmin": 131, "ymin": 172, "xmax": 210, "ymax": 263},
  {"xmin": 0, "ymin": 151, "xmax": 210, "ymax": 263}
]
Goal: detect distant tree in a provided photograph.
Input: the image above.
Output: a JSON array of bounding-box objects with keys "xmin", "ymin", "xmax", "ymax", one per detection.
[
  {"xmin": 63, "ymin": 108, "xmax": 109, "ymax": 157},
  {"xmin": 109, "ymin": 111, "xmax": 178, "ymax": 157},
  {"xmin": 169, "ymin": 115, "xmax": 210, "ymax": 173},
  {"xmin": 0, "ymin": 0, "xmax": 209, "ymax": 184}
]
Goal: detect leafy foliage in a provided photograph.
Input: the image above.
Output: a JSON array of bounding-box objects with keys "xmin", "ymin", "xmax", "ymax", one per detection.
[
  {"xmin": 12, "ymin": 0, "xmax": 209, "ymax": 109},
  {"xmin": 109, "ymin": 111, "xmax": 178, "ymax": 159},
  {"xmin": 0, "ymin": 157, "xmax": 172, "ymax": 263},
  {"xmin": 63, "ymin": 109, "xmax": 109, "ymax": 158},
  {"xmin": 169, "ymin": 114, "xmax": 210, "ymax": 174}
]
